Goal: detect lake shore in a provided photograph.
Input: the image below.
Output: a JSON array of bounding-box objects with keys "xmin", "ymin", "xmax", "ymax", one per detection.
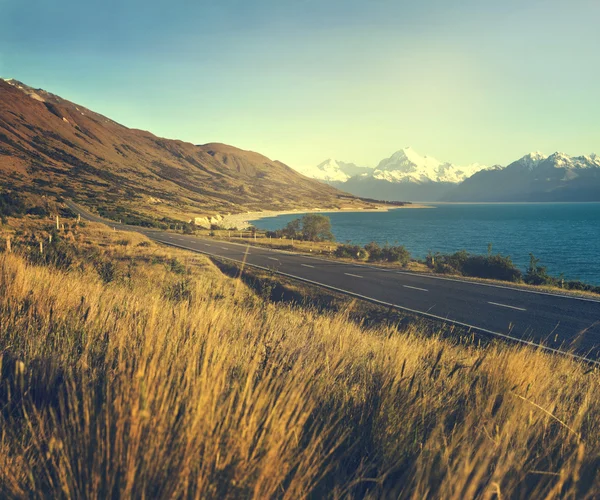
[{"xmin": 219, "ymin": 203, "xmax": 433, "ymax": 230}]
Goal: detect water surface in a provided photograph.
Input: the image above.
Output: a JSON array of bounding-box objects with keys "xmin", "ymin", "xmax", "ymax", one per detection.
[{"xmin": 251, "ymin": 203, "xmax": 600, "ymax": 285}]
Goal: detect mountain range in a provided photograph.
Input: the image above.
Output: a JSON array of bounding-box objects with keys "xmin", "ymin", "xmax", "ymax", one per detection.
[
  {"xmin": 301, "ymin": 148, "xmax": 600, "ymax": 202},
  {"xmin": 0, "ymin": 78, "xmax": 366, "ymax": 222}
]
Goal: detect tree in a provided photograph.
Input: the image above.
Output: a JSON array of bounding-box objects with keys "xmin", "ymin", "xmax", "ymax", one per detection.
[
  {"xmin": 524, "ymin": 253, "xmax": 554, "ymax": 285},
  {"xmin": 300, "ymin": 214, "xmax": 334, "ymax": 242},
  {"xmin": 281, "ymin": 218, "xmax": 301, "ymax": 239}
]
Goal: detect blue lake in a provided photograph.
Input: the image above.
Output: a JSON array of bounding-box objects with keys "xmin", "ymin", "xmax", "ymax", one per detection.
[{"xmin": 251, "ymin": 203, "xmax": 600, "ymax": 285}]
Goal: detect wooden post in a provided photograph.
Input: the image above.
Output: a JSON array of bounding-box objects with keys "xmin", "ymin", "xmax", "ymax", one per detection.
[
  {"xmin": 39, "ymin": 241, "xmax": 43, "ymax": 254},
  {"xmin": 77, "ymin": 213, "xmax": 81, "ymax": 223},
  {"xmin": 49, "ymin": 234, "xmax": 52, "ymax": 243},
  {"xmin": 291, "ymin": 238, "xmax": 294, "ymax": 247},
  {"xmin": 56, "ymin": 215, "xmax": 60, "ymax": 230},
  {"xmin": 6, "ymin": 236, "xmax": 11, "ymax": 253}
]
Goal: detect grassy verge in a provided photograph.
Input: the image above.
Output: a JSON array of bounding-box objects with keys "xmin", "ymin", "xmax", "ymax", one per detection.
[{"xmin": 0, "ymin": 216, "xmax": 599, "ymax": 497}]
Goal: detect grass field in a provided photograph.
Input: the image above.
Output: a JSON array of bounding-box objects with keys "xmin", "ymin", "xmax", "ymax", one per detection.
[{"xmin": 1, "ymin": 217, "xmax": 599, "ymax": 498}]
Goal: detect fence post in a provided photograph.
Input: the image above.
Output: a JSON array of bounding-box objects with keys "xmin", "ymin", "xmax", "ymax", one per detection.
[
  {"xmin": 6, "ymin": 236, "xmax": 11, "ymax": 253},
  {"xmin": 40, "ymin": 241, "xmax": 43, "ymax": 254},
  {"xmin": 56, "ymin": 215, "xmax": 60, "ymax": 230}
]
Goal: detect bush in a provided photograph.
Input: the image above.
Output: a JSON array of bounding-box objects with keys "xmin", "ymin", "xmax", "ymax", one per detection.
[
  {"xmin": 524, "ymin": 253, "xmax": 555, "ymax": 286},
  {"xmin": 0, "ymin": 191, "xmax": 26, "ymax": 218},
  {"xmin": 364, "ymin": 242, "xmax": 410, "ymax": 266},
  {"xmin": 334, "ymin": 244, "xmax": 366, "ymax": 260},
  {"xmin": 429, "ymin": 250, "xmax": 522, "ymax": 282},
  {"xmin": 462, "ymin": 254, "xmax": 522, "ymax": 282},
  {"xmin": 25, "ymin": 233, "xmax": 77, "ymax": 270}
]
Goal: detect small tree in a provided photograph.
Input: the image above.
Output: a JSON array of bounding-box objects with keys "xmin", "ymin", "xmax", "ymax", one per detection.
[
  {"xmin": 300, "ymin": 214, "xmax": 334, "ymax": 242},
  {"xmin": 524, "ymin": 253, "xmax": 554, "ymax": 285},
  {"xmin": 281, "ymin": 218, "xmax": 301, "ymax": 239}
]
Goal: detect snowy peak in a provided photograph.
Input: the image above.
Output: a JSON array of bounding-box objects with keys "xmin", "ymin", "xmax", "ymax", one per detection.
[
  {"xmin": 373, "ymin": 147, "xmax": 487, "ymax": 184},
  {"xmin": 509, "ymin": 151, "xmax": 600, "ymax": 172},
  {"xmin": 296, "ymin": 159, "xmax": 371, "ymax": 182}
]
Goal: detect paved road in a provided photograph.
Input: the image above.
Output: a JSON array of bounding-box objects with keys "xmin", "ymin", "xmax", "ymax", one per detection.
[{"xmin": 68, "ymin": 202, "xmax": 600, "ymax": 362}]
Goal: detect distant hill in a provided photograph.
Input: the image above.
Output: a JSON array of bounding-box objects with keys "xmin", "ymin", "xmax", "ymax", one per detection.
[
  {"xmin": 443, "ymin": 152, "xmax": 600, "ymax": 202},
  {"xmin": 0, "ymin": 78, "xmax": 361, "ymax": 221}
]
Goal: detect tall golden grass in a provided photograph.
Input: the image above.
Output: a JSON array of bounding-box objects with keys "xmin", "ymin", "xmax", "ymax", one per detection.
[{"xmin": 0, "ymin": 221, "xmax": 599, "ymax": 498}]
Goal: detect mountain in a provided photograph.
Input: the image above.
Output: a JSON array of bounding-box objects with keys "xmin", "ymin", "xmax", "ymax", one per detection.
[
  {"xmin": 303, "ymin": 148, "xmax": 489, "ymax": 202},
  {"xmin": 372, "ymin": 147, "xmax": 487, "ymax": 184},
  {"xmin": 296, "ymin": 159, "xmax": 372, "ymax": 183},
  {"xmin": 0, "ymin": 78, "xmax": 363, "ymax": 222},
  {"xmin": 443, "ymin": 152, "xmax": 600, "ymax": 202}
]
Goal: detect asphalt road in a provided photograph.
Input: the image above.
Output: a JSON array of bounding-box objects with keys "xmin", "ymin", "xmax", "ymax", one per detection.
[{"xmin": 67, "ymin": 201, "xmax": 600, "ymax": 362}]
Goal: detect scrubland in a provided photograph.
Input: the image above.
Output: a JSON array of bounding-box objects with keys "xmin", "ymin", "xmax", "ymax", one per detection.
[{"xmin": 0, "ymin": 218, "xmax": 599, "ymax": 498}]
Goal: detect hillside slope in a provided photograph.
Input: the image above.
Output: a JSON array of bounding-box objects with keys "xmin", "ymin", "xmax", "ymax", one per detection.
[{"xmin": 0, "ymin": 79, "xmax": 358, "ymax": 221}]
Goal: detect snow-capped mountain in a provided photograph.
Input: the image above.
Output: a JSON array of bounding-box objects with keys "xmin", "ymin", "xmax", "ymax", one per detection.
[
  {"xmin": 371, "ymin": 147, "xmax": 487, "ymax": 184},
  {"xmin": 443, "ymin": 151, "xmax": 600, "ymax": 202},
  {"xmin": 296, "ymin": 159, "xmax": 371, "ymax": 183},
  {"xmin": 297, "ymin": 147, "xmax": 489, "ymax": 201}
]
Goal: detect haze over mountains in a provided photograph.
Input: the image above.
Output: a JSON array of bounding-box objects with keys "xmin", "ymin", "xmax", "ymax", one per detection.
[
  {"xmin": 300, "ymin": 148, "xmax": 600, "ymax": 202},
  {"xmin": 0, "ymin": 78, "xmax": 364, "ymax": 222}
]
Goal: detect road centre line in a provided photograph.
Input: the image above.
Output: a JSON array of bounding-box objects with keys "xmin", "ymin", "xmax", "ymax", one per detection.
[
  {"xmin": 344, "ymin": 273, "xmax": 363, "ymax": 278},
  {"xmin": 403, "ymin": 285, "xmax": 428, "ymax": 292},
  {"xmin": 301, "ymin": 264, "xmax": 315, "ymax": 268},
  {"xmin": 268, "ymin": 257, "xmax": 279, "ymax": 261},
  {"xmin": 488, "ymin": 301, "xmax": 527, "ymax": 312}
]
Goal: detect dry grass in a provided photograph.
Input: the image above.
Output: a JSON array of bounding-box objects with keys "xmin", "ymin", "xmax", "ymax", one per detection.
[{"xmin": 0, "ymin": 219, "xmax": 599, "ymax": 498}]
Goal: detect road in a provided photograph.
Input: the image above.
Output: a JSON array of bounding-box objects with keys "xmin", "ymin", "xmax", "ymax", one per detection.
[{"xmin": 67, "ymin": 202, "xmax": 600, "ymax": 362}]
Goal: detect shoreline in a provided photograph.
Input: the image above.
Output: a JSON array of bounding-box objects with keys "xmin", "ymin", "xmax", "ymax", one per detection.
[{"xmin": 219, "ymin": 203, "xmax": 433, "ymax": 230}]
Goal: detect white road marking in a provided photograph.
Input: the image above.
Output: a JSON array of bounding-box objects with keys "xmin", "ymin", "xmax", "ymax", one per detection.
[
  {"xmin": 301, "ymin": 264, "xmax": 315, "ymax": 268},
  {"xmin": 204, "ymin": 244, "xmax": 211, "ymax": 247},
  {"xmin": 268, "ymin": 257, "xmax": 279, "ymax": 261},
  {"xmin": 403, "ymin": 285, "xmax": 428, "ymax": 292},
  {"xmin": 488, "ymin": 301, "xmax": 527, "ymax": 312},
  {"xmin": 344, "ymin": 273, "xmax": 363, "ymax": 278},
  {"xmin": 220, "ymin": 247, "xmax": 229, "ymax": 250}
]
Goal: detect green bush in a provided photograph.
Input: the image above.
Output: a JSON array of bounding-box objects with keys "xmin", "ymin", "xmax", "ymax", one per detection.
[
  {"xmin": 334, "ymin": 244, "xmax": 366, "ymax": 259},
  {"xmin": 524, "ymin": 253, "xmax": 555, "ymax": 286},
  {"xmin": 429, "ymin": 250, "xmax": 522, "ymax": 282},
  {"xmin": 364, "ymin": 242, "xmax": 410, "ymax": 266}
]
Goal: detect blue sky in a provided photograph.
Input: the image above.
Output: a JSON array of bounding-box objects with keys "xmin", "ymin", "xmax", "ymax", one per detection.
[{"xmin": 1, "ymin": 0, "xmax": 599, "ymax": 168}]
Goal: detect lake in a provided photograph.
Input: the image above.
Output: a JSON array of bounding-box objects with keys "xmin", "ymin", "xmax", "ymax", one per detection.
[{"xmin": 251, "ymin": 203, "xmax": 600, "ymax": 285}]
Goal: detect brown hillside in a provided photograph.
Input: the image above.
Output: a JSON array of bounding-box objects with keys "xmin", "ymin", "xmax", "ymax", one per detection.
[{"xmin": 0, "ymin": 79, "xmax": 359, "ymax": 221}]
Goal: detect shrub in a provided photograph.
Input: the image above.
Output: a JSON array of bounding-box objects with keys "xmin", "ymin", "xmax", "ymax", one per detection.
[
  {"xmin": 168, "ymin": 258, "xmax": 186, "ymax": 275},
  {"xmin": 364, "ymin": 242, "xmax": 410, "ymax": 266},
  {"xmin": 334, "ymin": 244, "xmax": 366, "ymax": 260},
  {"xmin": 96, "ymin": 261, "xmax": 118, "ymax": 283},
  {"xmin": 524, "ymin": 253, "xmax": 555, "ymax": 286},
  {"xmin": 462, "ymin": 254, "xmax": 522, "ymax": 282},
  {"xmin": 429, "ymin": 250, "xmax": 522, "ymax": 282}
]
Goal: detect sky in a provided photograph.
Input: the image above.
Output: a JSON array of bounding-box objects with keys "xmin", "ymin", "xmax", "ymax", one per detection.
[{"xmin": 1, "ymin": 0, "xmax": 599, "ymax": 169}]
